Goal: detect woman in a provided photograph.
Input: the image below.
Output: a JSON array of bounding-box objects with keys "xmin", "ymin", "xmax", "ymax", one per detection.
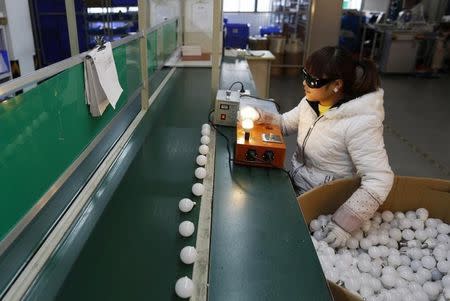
[{"xmin": 281, "ymin": 46, "xmax": 394, "ymax": 247}]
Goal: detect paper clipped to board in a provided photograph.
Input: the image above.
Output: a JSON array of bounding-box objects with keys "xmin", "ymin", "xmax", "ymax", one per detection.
[{"xmin": 84, "ymin": 42, "xmax": 123, "ymax": 117}]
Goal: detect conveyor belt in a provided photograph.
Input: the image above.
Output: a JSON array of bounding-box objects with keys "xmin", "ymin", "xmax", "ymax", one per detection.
[{"xmin": 22, "ymin": 68, "xmax": 213, "ymax": 300}]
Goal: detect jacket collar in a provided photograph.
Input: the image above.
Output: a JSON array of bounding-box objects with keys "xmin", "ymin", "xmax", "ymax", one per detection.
[{"xmin": 306, "ymin": 89, "xmax": 385, "ymax": 121}]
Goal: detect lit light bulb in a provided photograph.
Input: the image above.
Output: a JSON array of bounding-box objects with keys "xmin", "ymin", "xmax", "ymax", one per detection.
[
  {"xmin": 179, "ymin": 221, "xmax": 195, "ymax": 237},
  {"xmin": 180, "ymin": 246, "xmax": 198, "ymax": 264},
  {"xmin": 192, "ymin": 183, "xmax": 204, "ymax": 196},
  {"xmin": 178, "ymin": 198, "xmax": 196, "ymax": 213},
  {"xmin": 199, "ymin": 145, "xmax": 209, "ymax": 155},
  {"xmin": 196, "ymin": 155, "xmax": 207, "ymax": 166},
  {"xmin": 200, "ymin": 135, "xmax": 210, "ymax": 145},
  {"xmin": 194, "ymin": 167, "xmax": 207, "ymax": 179},
  {"xmin": 239, "ymin": 106, "xmax": 260, "ymax": 121},
  {"xmin": 242, "ymin": 119, "xmax": 254, "ymax": 140},
  {"xmin": 175, "ymin": 276, "xmax": 194, "ymax": 299}
]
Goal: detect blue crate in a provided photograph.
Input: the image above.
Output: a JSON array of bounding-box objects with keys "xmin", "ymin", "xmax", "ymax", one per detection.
[
  {"xmin": 259, "ymin": 25, "xmax": 282, "ymax": 36},
  {"xmin": 225, "ymin": 23, "xmax": 250, "ymax": 49}
]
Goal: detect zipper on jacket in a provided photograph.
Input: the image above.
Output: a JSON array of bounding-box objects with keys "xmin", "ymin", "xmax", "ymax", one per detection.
[{"xmin": 300, "ymin": 115, "xmax": 324, "ymax": 166}]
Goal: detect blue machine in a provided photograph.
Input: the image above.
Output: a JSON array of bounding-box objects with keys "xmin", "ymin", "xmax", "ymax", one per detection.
[{"xmin": 225, "ymin": 23, "xmax": 250, "ymax": 49}]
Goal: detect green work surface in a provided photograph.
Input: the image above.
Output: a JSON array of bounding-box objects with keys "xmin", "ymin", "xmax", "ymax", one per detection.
[
  {"xmin": 208, "ymin": 57, "xmax": 332, "ymax": 300},
  {"xmin": 24, "ymin": 68, "xmax": 212, "ymax": 300}
]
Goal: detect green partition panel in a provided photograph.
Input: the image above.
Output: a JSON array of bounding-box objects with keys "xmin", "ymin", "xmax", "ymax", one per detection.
[
  {"xmin": 147, "ymin": 31, "xmax": 157, "ymax": 77},
  {"xmin": 162, "ymin": 21, "xmax": 177, "ymax": 61},
  {"xmin": 0, "ymin": 39, "xmax": 141, "ymax": 242}
]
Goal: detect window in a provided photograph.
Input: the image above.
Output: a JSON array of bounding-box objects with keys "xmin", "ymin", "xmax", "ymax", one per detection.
[
  {"xmin": 257, "ymin": 0, "xmax": 271, "ymax": 12},
  {"xmin": 223, "ymin": 0, "xmax": 272, "ymax": 13},
  {"xmin": 223, "ymin": 0, "xmax": 255, "ymax": 12},
  {"xmin": 342, "ymin": 0, "xmax": 362, "ymax": 10}
]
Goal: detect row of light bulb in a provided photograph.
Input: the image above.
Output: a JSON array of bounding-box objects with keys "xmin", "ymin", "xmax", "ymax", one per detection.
[
  {"xmin": 311, "ymin": 208, "xmax": 450, "ymax": 301},
  {"xmin": 175, "ymin": 123, "xmax": 211, "ymax": 299}
]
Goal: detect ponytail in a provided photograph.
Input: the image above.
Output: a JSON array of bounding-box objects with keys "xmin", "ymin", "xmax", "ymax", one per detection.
[{"xmin": 352, "ymin": 58, "xmax": 380, "ymax": 98}]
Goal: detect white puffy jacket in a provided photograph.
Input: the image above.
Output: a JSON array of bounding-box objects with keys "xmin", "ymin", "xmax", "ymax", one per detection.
[{"xmin": 281, "ymin": 89, "xmax": 394, "ymax": 233}]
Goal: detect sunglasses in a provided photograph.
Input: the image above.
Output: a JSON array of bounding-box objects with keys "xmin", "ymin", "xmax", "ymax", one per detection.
[{"xmin": 302, "ymin": 68, "xmax": 335, "ymax": 89}]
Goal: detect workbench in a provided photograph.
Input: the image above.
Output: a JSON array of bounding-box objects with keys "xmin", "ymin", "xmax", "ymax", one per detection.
[{"xmin": 12, "ymin": 59, "xmax": 332, "ymax": 300}]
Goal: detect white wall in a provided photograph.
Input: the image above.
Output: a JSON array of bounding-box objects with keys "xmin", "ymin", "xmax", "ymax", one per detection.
[
  {"xmin": 1, "ymin": 0, "xmax": 36, "ymax": 75},
  {"xmin": 184, "ymin": 0, "xmax": 214, "ymax": 53},
  {"xmin": 149, "ymin": 0, "xmax": 181, "ymax": 27}
]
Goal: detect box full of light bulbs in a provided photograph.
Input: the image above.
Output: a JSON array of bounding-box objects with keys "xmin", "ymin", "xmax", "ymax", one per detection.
[{"xmin": 297, "ymin": 176, "xmax": 450, "ymax": 301}]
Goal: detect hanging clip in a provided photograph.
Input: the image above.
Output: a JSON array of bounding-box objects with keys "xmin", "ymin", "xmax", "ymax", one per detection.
[{"xmin": 95, "ymin": 36, "xmax": 107, "ymax": 51}]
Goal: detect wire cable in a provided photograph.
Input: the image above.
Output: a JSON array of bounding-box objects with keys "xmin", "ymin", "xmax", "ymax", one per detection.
[{"xmin": 227, "ymin": 81, "xmax": 245, "ymax": 93}]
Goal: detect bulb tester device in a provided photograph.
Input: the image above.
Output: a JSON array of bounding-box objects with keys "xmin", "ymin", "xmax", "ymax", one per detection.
[{"xmin": 214, "ymin": 89, "xmax": 286, "ymax": 169}]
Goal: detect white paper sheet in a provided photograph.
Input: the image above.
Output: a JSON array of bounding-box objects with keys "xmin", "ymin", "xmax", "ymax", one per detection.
[{"xmin": 86, "ymin": 42, "xmax": 123, "ymax": 109}]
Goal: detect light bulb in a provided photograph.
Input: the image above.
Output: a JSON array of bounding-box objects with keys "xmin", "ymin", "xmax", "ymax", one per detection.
[
  {"xmin": 431, "ymin": 268, "xmax": 443, "ymax": 281},
  {"xmin": 389, "ymin": 228, "xmax": 402, "ymax": 241},
  {"xmin": 415, "ymin": 229, "xmax": 428, "ymax": 242},
  {"xmin": 310, "ymin": 219, "xmax": 321, "ymax": 232},
  {"xmin": 399, "ymin": 218, "xmax": 412, "ymax": 230},
  {"xmin": 358, "ymin": 260, "xmax": 372, "ymax": 273},
  {"xmin": 416, "ymin": 208, "xmax": 429, "ymax": 221},
  {"xmin": 381, "ymin": 274, "xmax": 396, "ymax": 288},
  {"xmin": 201, "ymin": 127, "xmax": 210, "ymax": 136},
  {"xmin": 192, "ymin": 183, "xmax": 204, "ymax": 196},
  {"xmin": 388, "ymin": 254, "xmax": 402, "ymax": 267},
  {"xmin": 368, "ymin": 246, "xmax": 381, "ymax": 258},
  {"xmin": 402, "ymin": 229, "xmax": 415, "ymax": 241},
  {"xmin": 437, "ymin": 223, "xmax": 449, "ymax": 235},
  {"xmin": 405, "ymin": 211, "xmax": 417, "ymax": 220},
  {"xmin": 423, "ymin": 281, "xmax": 441, "ymax": 299},
  {"xmin": 202, "ymin": 123, "xmax": 211, "ymax": 131},
  {"xmin": 200, "ymin": 135, "xmax": 210, "ymax": 145},
  {"xmin": 241, "ymin": 119, "xmax": 254, "ymax": 131},
  {"xmin": 437, "ymin": 260, "xmax": 450, "ymax": 273},
  {"xmin": 196, "ymin": 155, "xmax": 207, "ymax": 166},
  {"xmin": 180, "ymin": 246, "xmax": 197, "ymax": 264},
  {"xmin": 194, "ymin": 167, "xmax": 207, "ymax": 179},
  {"xmin": 411, "ymin": 259, "xmax": 423, "ymax": 272},
  {"xmin": 179, "ymin": 221, "xmax": 195, "ymax": 237},
  {"xmin": 175, "ymin": 276, "xmax": 194, "ymax": 299},
  {"xmin": 239, "ymin": 106, "xmax": 259, "ymax": 121},
  {"xmin": 178, "ymin": 198, "xmax": 196, "ymax": 213},
  {"xmin": 421, "ymin": 255, "xmax": 436, "ymax": 270},
  {"xmin": 442, "ymin": 275, "xmax": 450, "ymax": 288},
  {"xmin": 199, "ymin": 145, "xmax": 209, "ymax": 155},
  {"xmin": 412, "ymin": 219, "xmax": 425, "ymax": 231}
]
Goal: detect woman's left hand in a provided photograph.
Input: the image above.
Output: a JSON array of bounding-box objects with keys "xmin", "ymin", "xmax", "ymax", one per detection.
[{"xmin": 324, "ymin": 221, "xmax": 351, "ymax": 248}]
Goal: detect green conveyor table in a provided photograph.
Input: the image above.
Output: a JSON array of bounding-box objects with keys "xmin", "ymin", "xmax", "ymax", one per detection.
[{"xmin": 22, "ymin": 62, "xmax": 332, "ymax": 300}]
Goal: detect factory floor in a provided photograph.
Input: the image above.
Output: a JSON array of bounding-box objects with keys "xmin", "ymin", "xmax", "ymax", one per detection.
[{"xmin": 270, "ymin": 73, "xmax": 450, "ymax": 180}]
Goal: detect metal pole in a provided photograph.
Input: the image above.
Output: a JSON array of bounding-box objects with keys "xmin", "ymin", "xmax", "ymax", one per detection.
[
  {"xmin": 211, "ymin": 0, "xmax": 223, "ymax": 105},
  {"xmin": 139, "ymin": 0, "xmax": 149, "ymax": 110},
  {"xmin": 64, "ymin": 0, "xmax": 80, "ymax": 55}
]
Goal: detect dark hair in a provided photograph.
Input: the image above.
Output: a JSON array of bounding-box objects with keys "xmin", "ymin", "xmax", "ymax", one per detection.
[{"xmin": 305, "ymin": 46, "xmax": 380, "ymax": 99}]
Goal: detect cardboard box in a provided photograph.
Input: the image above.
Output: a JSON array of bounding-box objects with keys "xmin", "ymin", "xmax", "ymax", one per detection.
[{"xmin": 297, "ymin": 176, "xmax": 450, "ymax": 301}]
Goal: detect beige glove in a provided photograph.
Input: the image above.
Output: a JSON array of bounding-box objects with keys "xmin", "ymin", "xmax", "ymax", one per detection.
[{"xmin": 324, "ymin": 221, "xmax": 351, "ymax": 248}]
